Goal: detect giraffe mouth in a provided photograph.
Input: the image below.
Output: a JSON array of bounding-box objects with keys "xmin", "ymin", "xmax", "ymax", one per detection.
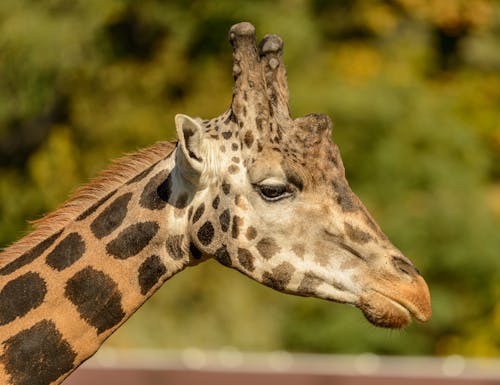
[{"xmin": 358, "ymin": 290, "xmax": 416, "ymax": 329}]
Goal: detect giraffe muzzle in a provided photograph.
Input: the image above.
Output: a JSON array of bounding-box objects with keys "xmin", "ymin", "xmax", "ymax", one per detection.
[{"xmin": 359, "ymin": 275, "xmax": 432, "ymax": 328}]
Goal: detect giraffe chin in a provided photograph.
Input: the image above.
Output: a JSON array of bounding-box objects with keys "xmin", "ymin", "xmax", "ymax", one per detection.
[{"xmin": 358, "ymin": 291, "xmax": 413, "ymax": 329}]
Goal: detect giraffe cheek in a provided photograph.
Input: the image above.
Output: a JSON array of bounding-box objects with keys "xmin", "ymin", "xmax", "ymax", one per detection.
[
  {"xmin": 261, "ymin": 262, "xmax": 295, "ymax": 292},
  {"xmin": 256, "ymin": 237, "xmax": 280, "ymax": 260}
]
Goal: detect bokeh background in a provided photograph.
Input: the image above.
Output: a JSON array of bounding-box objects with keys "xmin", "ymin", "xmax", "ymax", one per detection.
[{"xmin": 1, "ymin": 0, "xmax": 499, "ymax": 358}]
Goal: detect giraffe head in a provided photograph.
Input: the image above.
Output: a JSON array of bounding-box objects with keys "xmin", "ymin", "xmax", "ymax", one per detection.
[{"xmin": 174, "ymin": 22, "xmax": 431, "ymax": 328}]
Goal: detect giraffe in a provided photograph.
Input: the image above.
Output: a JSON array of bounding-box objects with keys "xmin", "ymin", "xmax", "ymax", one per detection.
[{"xmin": 0, "ymin": 22, "xmax": 431, "ymax": 385}]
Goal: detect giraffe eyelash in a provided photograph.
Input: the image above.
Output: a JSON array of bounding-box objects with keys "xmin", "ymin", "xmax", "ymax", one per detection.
[{"xmin": 254, "ymin": 183, "xmax": 295, "ymax": 202}]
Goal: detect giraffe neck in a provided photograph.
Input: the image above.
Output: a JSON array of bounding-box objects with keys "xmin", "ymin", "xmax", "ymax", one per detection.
[{"xmin": 0, "ymin": 142, "xmax": 197, "ymax": 385}]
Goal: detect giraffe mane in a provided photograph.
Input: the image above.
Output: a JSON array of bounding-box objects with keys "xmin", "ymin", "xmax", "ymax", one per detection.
[{"xmin": 0, "ymin": 140, "xmax": 176, "ymax": 265}]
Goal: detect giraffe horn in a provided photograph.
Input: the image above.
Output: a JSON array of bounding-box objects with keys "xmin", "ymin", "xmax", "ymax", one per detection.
[
  {"xmin": 228, "ymin": 22, "xmax": 268, "ymax": 124},
  {"xmin": 258, "ymin": 34, "xmax": 291, "ymax": 122}
]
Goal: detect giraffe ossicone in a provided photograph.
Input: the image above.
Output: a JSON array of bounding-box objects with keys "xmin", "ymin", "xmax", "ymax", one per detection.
[{"xmin": 0, "ymin": 22, "xmax": 431, "ymax": 385}]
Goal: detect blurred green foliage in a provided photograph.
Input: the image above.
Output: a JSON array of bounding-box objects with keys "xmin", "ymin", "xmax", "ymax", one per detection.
[{"xmin": 1, "ymin": 0, "xmax": 499, "ymax": 357}]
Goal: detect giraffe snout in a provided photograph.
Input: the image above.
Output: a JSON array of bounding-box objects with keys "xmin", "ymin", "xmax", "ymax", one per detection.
[
  {"xmin": 359, "ymin": 253, "xmax": 432, "ymax": 328},
  {"xmin": 390, "ymin": 255, "xmax": 432, "ymax": 322},
  {"xmin": 403, "ymin": 274, "xmax": 432, "ymax": 323}
]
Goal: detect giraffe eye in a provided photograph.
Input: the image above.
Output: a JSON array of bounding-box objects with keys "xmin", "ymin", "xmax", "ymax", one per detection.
[{"xmin": 256, "ymin": 184, "xmax": 292, "ymax": 202}]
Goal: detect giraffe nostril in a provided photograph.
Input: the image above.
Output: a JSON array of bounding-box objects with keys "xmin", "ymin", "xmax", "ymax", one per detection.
[{"xmin": 392, "ymin": 255, "xmax": 421, "ymax": 277}]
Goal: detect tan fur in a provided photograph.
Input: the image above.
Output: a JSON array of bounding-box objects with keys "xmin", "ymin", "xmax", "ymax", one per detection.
[{"xmin": 0, "ymin": 141, "xmax": 176, "ymax": 266}]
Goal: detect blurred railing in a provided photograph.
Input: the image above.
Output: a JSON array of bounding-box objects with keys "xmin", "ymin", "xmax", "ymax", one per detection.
[{"xmin": 65, "ymin": 349, "xmax": 500, "ymax": 385}]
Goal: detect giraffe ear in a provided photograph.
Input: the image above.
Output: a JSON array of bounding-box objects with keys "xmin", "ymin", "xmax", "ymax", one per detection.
[{"xmin": 175, "ymin": 114, "xmax": 205, "ymax": 175}]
